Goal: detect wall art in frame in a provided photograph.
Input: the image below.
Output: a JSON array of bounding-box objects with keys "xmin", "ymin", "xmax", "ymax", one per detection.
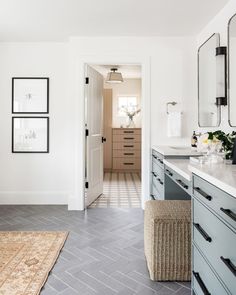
[
  {"xmin": 12, "ymin": 117, "xmax": 49, "ymax": 153},
  {"xmin": 12, "ymin": 77, "xmax": 49, "ymax": 114}
]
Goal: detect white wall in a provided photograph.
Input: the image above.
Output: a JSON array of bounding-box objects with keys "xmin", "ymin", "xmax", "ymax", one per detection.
[
  {"xmin": 0, "ymin": 42, "xmax": 73, "ymax": 204},
  {"xmin": 104, "ymin": 78, "xmax": 142, "ymax": 128},
  {"xmin": 197, "ymin": 0, "xmax": 236, "ymax": 133}
]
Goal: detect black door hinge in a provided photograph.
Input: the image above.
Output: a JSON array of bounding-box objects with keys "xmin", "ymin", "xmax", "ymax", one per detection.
[
  {"xmin": 85, "ymin": 129, "xmax": 89, "ymax": 136},
  {"xmin": 85, "ymin": 181, "xmax": 89, "ymax": 189},
  {"xmin": 85, "ymin": 77, "xmax": 89, "ymax": 84}
]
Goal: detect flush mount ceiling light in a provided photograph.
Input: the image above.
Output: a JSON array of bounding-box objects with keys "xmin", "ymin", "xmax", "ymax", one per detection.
[{"xmin": 106, "ymin": 68, "xmax": 123, "ymax": 83}]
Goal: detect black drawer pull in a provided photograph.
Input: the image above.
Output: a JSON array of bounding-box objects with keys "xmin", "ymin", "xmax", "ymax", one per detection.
[
  {"xmin": 220, "ymin": 208, "xmax": 236, "ymax": 222},
  {"xmin": 157, "ymin": 178, "xmax": 163, "ymax": 185},
  {"xmin": 166, "ymin": 169, "xmax": 173, "ymax": 177},
  {"xmin": 124, "ymin": 131, "xmax": 134, "ymax": 133},
  {"xmin": 124, "ymin": 153, "xmax": 134, "ymax": 155},
  {"xmin": 124, "ymin": 145, "xmax": 134, "ymax": 148},
  {"xmin": 158, "ymin": 159, "xmax": 163, "ymax": 164},
  {"xmin": 177, "ymin": 179, "xmax": 188, "ymax": 189},
  {"xmin": 220, "ymin": 256, "xmax": 236, "ymax": 276},
  {"xmin": 152, "ymin": 172, "xmax": 158, "ymax": 177},
  {"xmin": 193, "ymin": 223, "xmax": 212, "ymax": 242},
  {"xmin": 124, "ymin": 137, "xmax": 134, "ymax": 140},
  {"xmin": 153, "ymin": 155, "xmax": 157, "ymax": 159},
  {"xmin": 192, "ymin": 271, "xmax": 211, "ymax": 295},
  {"xmin": 150, "ymin": 194, "xmax": 155, "ymax": 200},
  {"xmin": 194, "ymin": 187, "xmax": 212, "ymax": 201},
  {"xmin": 124, "ymin": 163, "xmax": 134, "ymax": 165}
]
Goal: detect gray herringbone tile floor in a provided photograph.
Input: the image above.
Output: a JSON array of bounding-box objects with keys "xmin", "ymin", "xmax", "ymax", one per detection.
[{"xmin": 0, "ymin": 206, "xmax": 191, "ymax": 295}]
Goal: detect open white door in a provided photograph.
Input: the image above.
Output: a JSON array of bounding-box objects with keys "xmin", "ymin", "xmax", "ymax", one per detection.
[{"xmin": 85, "ymin": 65, "xmax": 104, "ymax": 207}]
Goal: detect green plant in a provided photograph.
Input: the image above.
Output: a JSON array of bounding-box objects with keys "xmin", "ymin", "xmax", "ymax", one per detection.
[{"xmin": 208, "ymin": 130, "xmax": 236, "ymax": 159}]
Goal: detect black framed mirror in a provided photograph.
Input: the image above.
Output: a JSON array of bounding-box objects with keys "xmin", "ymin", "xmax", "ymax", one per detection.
[
  {"xmin": 228, "ymin": 13, "xmax": 236, "ymax": 127},
  {"xmin": 198, "ymin": 33, "xmax": 221, "ymax": 127}
]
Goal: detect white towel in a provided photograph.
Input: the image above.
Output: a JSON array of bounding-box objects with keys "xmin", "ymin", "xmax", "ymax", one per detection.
[{"xmin": 167, "ymin": 112, "xmax": 182, "ymax": 137}]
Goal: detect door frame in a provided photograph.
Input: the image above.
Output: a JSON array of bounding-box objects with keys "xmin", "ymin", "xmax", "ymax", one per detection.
[{"xmin": 69, "ymin": 55, "xmax": 151, "ymax": 210}]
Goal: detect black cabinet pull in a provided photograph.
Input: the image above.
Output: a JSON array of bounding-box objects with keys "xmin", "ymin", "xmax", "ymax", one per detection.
[
  {"xmin": 177, "ymin": 179, "xmax": 188, "ymax": 189},
  {"xmin": 153, "ymin": 155, "xmax": 157, "ymax": 159},
  {"xmin": 124, "ymin": 145, "xmax": 134, "ymax": 148},
  {"xmin": 166, "ymin": 169, "xmax": 173, "ymax": 177},
  {"xmin": 193, "ymin": 223, "xmax": 212, "ymax": 242},
  {"xmin": 158, "ymin": 159, "xmax": 163, "ymax": 164},
  {"xmin": 124, "ymin": 152, "xmax": 134, "ymax": 155},
  {"xmin": 124, "ymin": 137, "xmax": 134, "ymax": 140},
  {"xmin": 221, "ymin": 256, "xmax": 236, "ymax": 276},
  {"xmin": 220, "ymin": 208, "xmax": 236, "ymax": 222},
  {"xmin": 124, "ymin": 163, "xmax": 134, "ymax": 165},
  {"xmin": 150, "ymin": 194, "xmax": 155, "ymax": 200},
  {"xmin": 220, "ymin": 256, "xmax": 236, "ymax": 276},
  {"xmin": 152, "ymin": 172, "xmax": 158, "ymax": 177},
  {"xmin": 194, "ymin": 187, "xmax": 212, "ymax": 201},
  {"xmin": 192, "ymin": 271, "xmax": 211, "ymax": 295},
  {"xmin": 157, "ymin": 178, "xmax": 164, "ymax": 185}
]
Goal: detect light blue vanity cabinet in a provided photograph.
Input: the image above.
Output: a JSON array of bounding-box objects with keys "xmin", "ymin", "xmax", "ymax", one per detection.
[
  {"xmin": 192, "ymin": 174, "xmax": 236, "ymax": 295},
  {"xmin": 151, "ymin": 149, "xmax": 191, "ymax": 200}
]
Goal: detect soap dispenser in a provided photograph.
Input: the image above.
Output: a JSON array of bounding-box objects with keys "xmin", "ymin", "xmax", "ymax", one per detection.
[{"xmin": 191, "ymin": 131, "xmax": 198, "ymax": 148}]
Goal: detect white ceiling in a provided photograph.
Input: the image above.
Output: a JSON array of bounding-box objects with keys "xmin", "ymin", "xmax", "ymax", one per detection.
[
  {"xmin": 0, "ymin": 0, "xmax": 229, "ymax": 41},
  {"xmin": 91, "ymin": 65, "xmax": 142, "ymax": 79}
]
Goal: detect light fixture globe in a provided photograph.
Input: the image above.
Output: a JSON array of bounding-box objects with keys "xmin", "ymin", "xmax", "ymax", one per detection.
[{"xmin": 106, "ymin": 68, "xmax": 123, "ymax": 83}]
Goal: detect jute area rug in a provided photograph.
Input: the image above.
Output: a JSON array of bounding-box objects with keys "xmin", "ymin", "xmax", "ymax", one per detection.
[{"xmin": 0, "ymin": 231, "xmax": 68, "ymax": 295}]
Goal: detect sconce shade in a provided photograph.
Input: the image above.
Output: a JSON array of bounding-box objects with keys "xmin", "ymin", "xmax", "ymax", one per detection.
[
  {"xmin": 106, "ymin": 68, "xmax": 123, "ymax": 83},
  {"xmin": 216, "ymin": 46, "xmax": 227, "ymax": 106}
]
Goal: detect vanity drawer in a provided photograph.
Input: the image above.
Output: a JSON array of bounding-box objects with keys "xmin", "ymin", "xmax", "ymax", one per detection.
[
  {"xmin": 113, "ymin": 128, "xmax": 141, "ymax": 135},
  {"xmin": 113, "ymin": 158, "xmax": 140, "ymax": 170},
  {"xmin": 113, "ymin": 150, "xmax": 141, "ymax": 158},
  {"xmin": 152, "ymin": 162, "xmax": 164, "ymax": 180},
  {"xmin": 113, "ymin": 142, "xmax": 141, "ymax": 150},
  {"xmin": 152, "ymin": 149, "xmax": 164, "ymax": 168},
  {"xmin": 192, "ymin": 245, "xmax": 228, "ymax": 295},
  {"xmin": 152, "ymin": 174, "xmax": 164, "ymax": 197},
  {"xmin": 193, "ymin": 175, "xmax": 236, "ymax": 231},
  {"xmin": 113, "ymin": 134, "xmax": 141, "ymax": 143},
  {"xmin": 193, "ymin": 198, "xmax": 236, "ymax": 294},
  {"xmin": 165, "ymin": 166, "xmax": 191, "ymax": 195},
  {"xmin": 151, "ymin": 184, "xmax": 162, "ymax": 200}
]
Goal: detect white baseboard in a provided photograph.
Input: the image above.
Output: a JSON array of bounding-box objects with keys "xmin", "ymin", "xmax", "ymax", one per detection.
[{"xmin": 0, "ymin": 191, "xmax": 69, "ymax": 205}]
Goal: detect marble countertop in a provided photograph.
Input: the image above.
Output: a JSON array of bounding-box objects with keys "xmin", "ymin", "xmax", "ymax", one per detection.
[
  {"xmin": 152, "ymin": 145, "xmax": 202, "ymax": 157},
  {"xmin": 163, "ymin": 159, "xmax": 192, "ymax": 181},
  {"xmin": 164, "ymin": 158, "xmax": 236, "ymax": 197},
  {"xmin": 188, "ymin": 162, "xmax": 236, "ymax": 197}
]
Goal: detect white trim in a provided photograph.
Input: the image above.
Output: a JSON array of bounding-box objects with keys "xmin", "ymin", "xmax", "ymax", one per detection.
[
  {"xmin": 70, "ymin": 55, "xmax": 151, "ymax": 210},
  {"xmin": 0, "ymin": 191, "xmax": 69, "ymax": 204}
]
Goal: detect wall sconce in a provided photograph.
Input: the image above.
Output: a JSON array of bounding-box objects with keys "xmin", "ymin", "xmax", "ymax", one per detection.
[{"xmin": 216, "ymin": 46, "xmax": 227, "ymax": 106}]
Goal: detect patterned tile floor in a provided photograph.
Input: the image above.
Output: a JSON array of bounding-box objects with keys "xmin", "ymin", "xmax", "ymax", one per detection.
[
  {"xmin": 0, "ymin": 205, "xmax": 191, "ymax": 295},
  {"xmin": 89, "ymin": 172, "xmax": 141, "ymax": 208}
]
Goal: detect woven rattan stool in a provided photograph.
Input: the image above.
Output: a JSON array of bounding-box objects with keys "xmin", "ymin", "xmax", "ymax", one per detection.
[{"xmin": 144, "ymin": 200, "xmax": 191, "ymax": 281}]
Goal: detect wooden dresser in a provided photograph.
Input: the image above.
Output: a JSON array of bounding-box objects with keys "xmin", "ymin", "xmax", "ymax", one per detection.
[{"xmin": 112, "ymin": 128, "xmax": 141, "ymax": 171}]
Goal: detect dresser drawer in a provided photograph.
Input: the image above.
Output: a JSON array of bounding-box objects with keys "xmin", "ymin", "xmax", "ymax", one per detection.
[
  {"xmin": 152, "ymin": 162, "xmax": 164, "ymax": 180},
  {"xmin": 193, "ymin": 198, "xmax": 236, "ymax": 294},
  {"xmin": 152, "ymin": 149, "xmax": 164, "ymax": 168},
  {"xmin": 165, "ymin": 166, "xmax": 191, "ymax": 195},
  {"xmin": 113, "ymin": 128, "xmax": 141, "ymax": 135},
  {"xmin": 193, "ymin": 175, "xmax": 236, "ymax": 231},
  {"xmin": 113, "ymin": 158, "xmax": 140, "ymax": 170},
  {"xmin": 113, "ymin": 134, "xmax": 141, "ymax": 143},
  {"xmin": 113, "ymin": 150, "xmax": 141, "ymax": 158},
  {"xmin": 113, "ymin": 142, "xmax": 141, "ymax": 150},
  {"xmin": 192, "ymin": 245, "xmax": 228, "ymax": 295}
]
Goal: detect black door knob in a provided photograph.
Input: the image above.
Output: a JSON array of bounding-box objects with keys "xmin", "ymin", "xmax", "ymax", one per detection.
[{"xmin": 102, "ymin": 137, "xmax": 106, "ymax": 143}]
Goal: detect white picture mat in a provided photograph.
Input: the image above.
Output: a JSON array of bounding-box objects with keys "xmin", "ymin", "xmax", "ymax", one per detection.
[
  {"xmin": 13, "ymin": 79, "xmax": 48, "ymax": 113},
  {"xmin": 13, "ymin": 118, "xmax": 48, "ymax": 152}
]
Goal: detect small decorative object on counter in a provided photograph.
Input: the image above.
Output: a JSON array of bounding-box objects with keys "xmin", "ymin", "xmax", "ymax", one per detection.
[
  {"xmin": 119, "ymin": 106, "xmax": 141, "ymax": 128},
  {"xmin": 191, "ymin": 131, "xmax": 198, "ymax": 148}
]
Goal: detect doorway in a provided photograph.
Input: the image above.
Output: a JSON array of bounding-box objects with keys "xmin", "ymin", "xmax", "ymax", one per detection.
[{"xmin": 85, "ymin": 64, "xmax": 142, "ymax": 208}]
